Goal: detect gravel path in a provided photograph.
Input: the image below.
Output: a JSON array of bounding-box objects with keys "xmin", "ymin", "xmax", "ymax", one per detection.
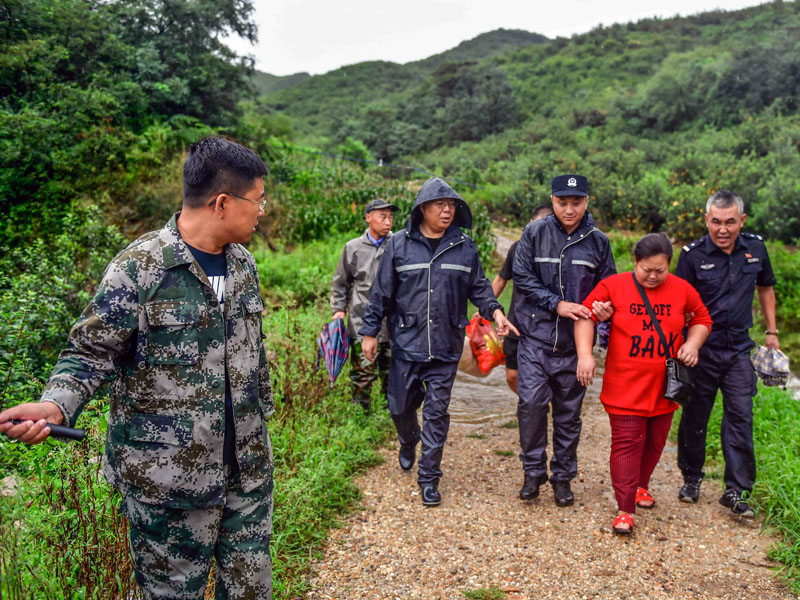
[
  {"xmin": 307, "ymin": 377, "xmax": 794, "ymax": 600},
  {"xmin": 307, "ymin": 230, "xmax": 794, "ymax": 600}
]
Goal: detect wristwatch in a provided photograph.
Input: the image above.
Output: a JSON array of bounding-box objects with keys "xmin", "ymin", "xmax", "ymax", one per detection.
[{"xmin": 765, "ymin": 330, "xmax": 779, "ymax": 336}]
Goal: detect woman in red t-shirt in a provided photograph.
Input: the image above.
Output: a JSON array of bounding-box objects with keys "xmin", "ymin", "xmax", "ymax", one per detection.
[{"xmin": 574, "ymin": 233, "xmax": 712, "ymax": 534}]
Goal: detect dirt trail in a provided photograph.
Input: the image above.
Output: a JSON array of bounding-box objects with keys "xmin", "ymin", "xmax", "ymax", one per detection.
[{"xmin": 305, "ymin": 232, "xmax": 795, "ymax": 600}]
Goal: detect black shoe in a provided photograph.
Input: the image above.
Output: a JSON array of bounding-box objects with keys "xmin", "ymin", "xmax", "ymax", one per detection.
[
  {"xmin": 552, "ymin": 481, "xmax": 574, "ymax": 507},
  {"xmin": 519, "ymin": 473, "xmax": 547, "ymax": 500},
  {"xmin": 679, "ymin": 479, "xmax": 702, "ymax": 503},
  {"xmin": 398, "ymin": 444, "xmax": 416, "ymax": 471},
  {"xmin": 419, "ymin": 482, "xmax": 441, "ymax": 506},
  {"xmin": 719, "ymin": 488, "xmax": 756, "ymax": 519}
]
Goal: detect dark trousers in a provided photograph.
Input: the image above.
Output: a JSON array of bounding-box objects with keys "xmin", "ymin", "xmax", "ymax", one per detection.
[
  {"xmin": 678, "ymin": 347, "xmax": 758, "ymax": 493},
  {"xmin": 387, "ymin": 357, "xmax": 459, "ymax": 484},
  {"xmin": 608, "ymin": 412, "xmax": 673, "ymax": 513},
  {"xmin": 516, "ymin": 338, "xmax": 586, "ymax": 482}
]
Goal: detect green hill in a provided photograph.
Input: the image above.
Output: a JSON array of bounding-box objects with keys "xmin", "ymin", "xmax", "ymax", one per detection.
[
  {"xmin": 412, "ymin": 28, "xmax": 548, "ymax": 70},
  {"xmin": 260, "ymin": 2, "xmax": 800, "ymax": 245},
  {"xmin": 261, "ymin": 28, "xmax": 548, "ymax": 137},
  {"xmin": 251, "ymin": 70, "xmax": 311, "ymax": 95}
]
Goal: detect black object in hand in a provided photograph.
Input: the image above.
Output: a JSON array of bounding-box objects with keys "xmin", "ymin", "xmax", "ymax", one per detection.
[{"xmin": 9, "ymin": 419, "xmax": 86, "ymax": 441}]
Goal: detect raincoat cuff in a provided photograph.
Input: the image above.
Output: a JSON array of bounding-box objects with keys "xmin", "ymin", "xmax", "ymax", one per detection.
[{"xmin": 358, "ymin": 325, "xmax": 380, "ymax": 338}]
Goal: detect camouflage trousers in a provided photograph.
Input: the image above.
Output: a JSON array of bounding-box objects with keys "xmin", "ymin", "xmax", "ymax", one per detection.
[
  {"xmin": 350, "ymin": 340, "xmax": 391, "ymax": 409},
  {"xmin": 123, "ymin": 466, "xmax": 273, "ymax": 600}
]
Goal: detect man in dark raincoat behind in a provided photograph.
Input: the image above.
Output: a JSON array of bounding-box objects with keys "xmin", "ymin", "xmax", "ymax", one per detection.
[{"xmin": 360, "ymin": 177, "xmax": 517, "ymax": 506}]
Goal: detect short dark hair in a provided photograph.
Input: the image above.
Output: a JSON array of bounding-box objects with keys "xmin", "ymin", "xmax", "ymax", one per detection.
[
  {"xmin": 531, "ymin": 205, "xmax": 553, "ymax": 221},
  {"xmin": 182, "ymin": 137, "xmax": 268, "ymax": 208},
  {"xmin": 706, "ymin": 189, "xmax": 744, "ymax": 216},
  {"xmin": 633, "ymin": 232, "xmax": 673, "ymax": 263}
]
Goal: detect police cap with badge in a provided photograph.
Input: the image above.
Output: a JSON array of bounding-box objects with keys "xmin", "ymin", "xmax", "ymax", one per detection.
[{"xmin": 552, "ymin": 174, "xmax": 588, "ymax": 197}]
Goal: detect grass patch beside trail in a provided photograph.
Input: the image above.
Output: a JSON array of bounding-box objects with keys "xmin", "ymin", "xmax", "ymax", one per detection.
[
  {"xmin": 702, "ymin": 384, "xmax": 800, "ymax": 593},
  {"xmin": 0, "ymin": 236, "xmax": 395, "ymax": 600},
  {"xmin": 492, "ymin": 449, "xmax": 515, "ymax": 457},
  {"xmin": 462, "ymin": 588, "xmax": 506, "ymax": 600},
  {"xmin": 255, "ymin": 243, "xmax": 395, "ymax": 599}
]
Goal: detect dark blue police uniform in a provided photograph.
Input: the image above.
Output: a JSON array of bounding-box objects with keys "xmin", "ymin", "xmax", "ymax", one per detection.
[{"xmin": 674, "ymin": 232, "xmax": 777, "ymax": 493}]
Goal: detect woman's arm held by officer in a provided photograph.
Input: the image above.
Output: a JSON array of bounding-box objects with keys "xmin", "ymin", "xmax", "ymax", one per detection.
[{"xmin": 574, "ymin": 318, "xmax": 597, "ymax": 387}]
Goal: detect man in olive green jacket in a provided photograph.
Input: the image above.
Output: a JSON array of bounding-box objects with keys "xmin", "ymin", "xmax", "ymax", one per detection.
[
  {"xmin": 0, "ymin": 137, "xmax": 274, "ymax": 599},
  {"xmin": 330, "ymin": 198, "xmax": 397, "ymax": 410}
]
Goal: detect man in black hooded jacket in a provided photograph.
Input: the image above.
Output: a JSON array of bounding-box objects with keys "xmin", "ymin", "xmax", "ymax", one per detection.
[{"xmin": 361, "ymin": 177, "xmax": 517, "ymax": 506}]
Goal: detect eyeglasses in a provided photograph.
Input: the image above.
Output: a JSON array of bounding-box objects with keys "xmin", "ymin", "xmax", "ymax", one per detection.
[
  {"xmin": 208, "ymin": 192, "xmax": 267, "ymax": 210},
  {"xmin": 431, "ymin": 199, "xmax": 457, "ymax": 210}
]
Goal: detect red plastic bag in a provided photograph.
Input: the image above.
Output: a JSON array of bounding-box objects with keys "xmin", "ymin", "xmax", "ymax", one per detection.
[{"xmin": 465, "ymin": 315, "xmax": 505, "ymax": 374}]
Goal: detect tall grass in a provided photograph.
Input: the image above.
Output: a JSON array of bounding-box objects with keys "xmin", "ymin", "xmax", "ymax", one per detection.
[
  {"xmin": 706, "ymin": 385, "xmax": 800, "ymax": 593},
  {"xmin": 0, "ymin": 234, "xmax": 394, "ymax": 599}
]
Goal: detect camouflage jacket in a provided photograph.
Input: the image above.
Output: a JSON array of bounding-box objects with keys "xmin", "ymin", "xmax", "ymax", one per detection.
[
  {"xmin": 41, "ymin": 214, "xmax": 274, "ymax": 509},
  {"xmin": 329, "ymin": 230, "xmax": 391, "ymax": 342}
]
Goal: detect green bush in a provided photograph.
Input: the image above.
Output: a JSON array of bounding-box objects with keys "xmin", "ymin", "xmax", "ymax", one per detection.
[{"xmin": 705, "ymin": 385, "xmax": 800, "ymax": 593}]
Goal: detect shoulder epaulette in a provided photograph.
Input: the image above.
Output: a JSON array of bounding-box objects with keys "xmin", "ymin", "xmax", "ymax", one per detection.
[
  {"xmin": 682, "ymin": 240, "xmax": 700, "ymax": 253},
  {"xmin": 742, "ymin": 232, "xmax": 764, "ymax": 241}
]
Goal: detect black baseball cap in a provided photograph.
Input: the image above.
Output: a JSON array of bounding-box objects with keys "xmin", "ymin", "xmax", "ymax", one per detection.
[
  {"xmin": 365, "ymin": 198, "xmax": 399, "ymax": 214},
  {"xmin": 551, "ymin": 174, "xmax": 588, "ymax": 197}
]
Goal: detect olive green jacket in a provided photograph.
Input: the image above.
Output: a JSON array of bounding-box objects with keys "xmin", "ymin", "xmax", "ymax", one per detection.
[
  {"xmin": 330, "ymin": 230, "xmax": 391, "ymax": 342},
  {"xmin": 41, "ymin": 214, "xmax": 273, "ymax": 509}
]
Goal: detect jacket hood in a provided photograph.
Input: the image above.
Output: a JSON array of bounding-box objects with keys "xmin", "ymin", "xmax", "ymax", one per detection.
[{"xmin": 409, "ymin": 177, "xmax": 473, "ymax": 229}]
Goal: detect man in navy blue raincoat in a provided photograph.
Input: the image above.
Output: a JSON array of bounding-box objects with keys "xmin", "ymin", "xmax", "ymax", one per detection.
[
  {"xmin": 512, "ymin": 174, "xmax": 616, "ymax": 507},
  {"xmin": 360, "ymin": 177, "xmax": 517, "ymax": 506}
]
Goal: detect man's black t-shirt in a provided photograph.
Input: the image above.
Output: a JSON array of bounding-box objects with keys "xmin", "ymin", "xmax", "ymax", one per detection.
[
  {"xmin": 425, "ymin": 235, "xmax": 442, "ymax": 255},
  {"xmin": 186, "ymin": 243, "xmax": 237, "ymax": 467},
  {"xmin": 498, "ymin": 241, "xmax": 519, "ymax": 340}
]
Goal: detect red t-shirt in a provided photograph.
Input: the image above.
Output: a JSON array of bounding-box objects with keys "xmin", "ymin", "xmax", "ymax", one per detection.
[{"xmin": 582, "ymin": 272, "xmax": 713, "ymax": 417}]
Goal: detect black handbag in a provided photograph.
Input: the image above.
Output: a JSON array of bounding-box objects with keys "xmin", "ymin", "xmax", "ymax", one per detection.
[{"xmin": 632, "ymin": 273, "xmax": 694, "ymax": 407}]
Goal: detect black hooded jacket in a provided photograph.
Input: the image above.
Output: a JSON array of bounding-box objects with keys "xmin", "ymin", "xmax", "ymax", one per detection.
[
  {"xmin": 512, "ymin": 212, "xmax": 616, "ymax": 354},
  {"xmin": 360, "ymin": 178, "xmax": 502, "ymax": 362}
]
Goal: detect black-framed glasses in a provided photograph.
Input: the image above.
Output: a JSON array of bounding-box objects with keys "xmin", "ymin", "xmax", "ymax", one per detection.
[
  {"xmin": 208, "ymin": 192, "xmax": 266, "ymax": 210},
  {"xmin": 431, "ymin": 199, "xmax": 456, "ymax": 210}
]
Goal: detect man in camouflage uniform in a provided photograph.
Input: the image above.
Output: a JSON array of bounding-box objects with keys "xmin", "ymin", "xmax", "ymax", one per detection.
[
  {"xmin": 330, "ymin": 198, "xmax": 398, "ymax": 410},
  {"xmin": 0, "ymin": 137, "xmax": 274, "ymax": 599}
]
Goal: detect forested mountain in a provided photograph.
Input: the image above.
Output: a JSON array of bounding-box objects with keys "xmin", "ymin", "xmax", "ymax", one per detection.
[
  {"xmin": 260, "ymin": 2, "xmax": 800, "ymax": 244},
  {"xmin": 258, "ymin": 28, "xmax": 547, "ymax": 142},
  {"xmin": 252, "ymin": 71, "xmax": 312, "ymax": 96}
]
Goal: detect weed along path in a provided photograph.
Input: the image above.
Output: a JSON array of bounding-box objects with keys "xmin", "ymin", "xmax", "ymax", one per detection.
[{"xmin": 306, "ymin": 359, "xmax": 793, "ymax": 600}]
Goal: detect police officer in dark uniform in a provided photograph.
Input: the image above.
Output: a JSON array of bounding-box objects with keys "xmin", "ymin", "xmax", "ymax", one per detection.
[
  {"xmin": 675, "ymin": 190, "xmax": 780, "ymax": 519},
  {"xmin": 512, "ymin": 175, "xmax": 616, "ymax": 506},
  {"xmin": 360, "ymin": 177, "xmax": 517, "ymax": 507}
]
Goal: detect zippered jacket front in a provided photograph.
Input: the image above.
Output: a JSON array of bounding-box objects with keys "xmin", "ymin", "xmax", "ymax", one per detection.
[
  {"xmin": 511, "ymin": 212, "xmax": 616, "ymax": 354},
  {"xmin": 359, "ymin": 179, "xmax": 502, "ymax": 362}
]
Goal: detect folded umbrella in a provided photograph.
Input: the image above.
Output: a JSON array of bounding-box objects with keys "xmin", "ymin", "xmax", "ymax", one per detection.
[{"xmin": 316, "ymin": 317, "xmax": 350, "ymax": 388}]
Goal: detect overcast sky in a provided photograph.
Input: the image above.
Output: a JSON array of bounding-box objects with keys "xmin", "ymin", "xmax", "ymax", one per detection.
[{"xmin": 225, "ymin": 0, "xmax": 768, "ymax": 76}]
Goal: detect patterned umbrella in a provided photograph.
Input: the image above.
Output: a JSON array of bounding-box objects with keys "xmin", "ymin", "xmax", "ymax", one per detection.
[{"xmin": 316, "ymin": 317, "xmax": 350, "ymax": 388}]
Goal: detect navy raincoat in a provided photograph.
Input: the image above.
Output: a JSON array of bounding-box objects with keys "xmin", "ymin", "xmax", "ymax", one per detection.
[
  {"xmin": 360, "ymin": 178, "xmax": 502, "ymax": 362},
  {"xmin": 512, "ymin": 212, "xmax": 616, "ymax": 354}
]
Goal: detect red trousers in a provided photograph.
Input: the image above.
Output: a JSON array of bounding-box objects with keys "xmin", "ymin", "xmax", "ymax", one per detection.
[{"xmin": 608, "ymin": 412, "xmax": 673, "ymax": 513}]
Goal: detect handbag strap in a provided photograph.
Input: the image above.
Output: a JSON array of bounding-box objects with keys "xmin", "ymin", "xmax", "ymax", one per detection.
[{"xmin": 631, "ymin": 272, "xmax": 674, "ymax": 359}]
